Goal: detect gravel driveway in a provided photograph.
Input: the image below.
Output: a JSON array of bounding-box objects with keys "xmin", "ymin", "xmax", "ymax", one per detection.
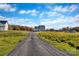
[{"xmin": 8, "ymin": 32, "xmax": 72, "ymax": 56}]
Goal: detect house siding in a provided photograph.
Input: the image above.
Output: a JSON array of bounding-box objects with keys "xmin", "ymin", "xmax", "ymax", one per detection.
[
  {"xmin": 0, "ymin": 21, "xmax": 8, "ymax": 31},
  {"xmin": 34, "ymin": 25, "xmax": 45, "ymax": 32},
  {"xmin": 4, "ymin": 23, "xmax": 8, "ymax": 30},
  {"xmin": 0, "ymin": 26, "xmax": 4, "ymax": 30}
]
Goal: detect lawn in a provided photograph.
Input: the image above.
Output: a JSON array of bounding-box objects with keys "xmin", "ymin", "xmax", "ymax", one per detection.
[
  {"xmin": 0, "ymin": 30, "xmax": 28, "ymax": 56},
  {"xmin": 37, "ymin": 31, "xmax": 78, "ymax": 56}
]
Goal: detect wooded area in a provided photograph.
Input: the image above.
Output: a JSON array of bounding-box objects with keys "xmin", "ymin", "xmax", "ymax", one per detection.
[
  {"xmin": 46, "ymin": 26, "xmax": 79, "ymax": 32},
  {"xmin": 8, "ymin": 25, "xmax": 33, "ymax": 31}
]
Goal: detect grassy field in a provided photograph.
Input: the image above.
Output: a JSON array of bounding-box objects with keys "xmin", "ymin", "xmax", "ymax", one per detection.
[
  {"xmin": 0, "ymin": 30, "xmax": 28, "ymax": 56},
  {"xmin": 37, "ymin": 31, "xmax": 78, "ymax": 56}
]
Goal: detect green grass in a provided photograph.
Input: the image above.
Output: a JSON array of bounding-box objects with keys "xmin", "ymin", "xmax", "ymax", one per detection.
[
  {"xmin": 37, "ymin": 31, "xmax": 78, "ymax": 56},
  {"xmin": 0, "ymin": 30, "xmax": 28, "ymax": 56}
]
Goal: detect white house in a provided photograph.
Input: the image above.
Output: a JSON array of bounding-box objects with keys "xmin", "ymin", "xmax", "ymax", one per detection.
[
  {"xmin": 0, "ymin": 20, "xmax": 8, "ymax": 30},
  {"xmin": 34, "ymin": 25, "xmax": 45, "ymax": 32}
]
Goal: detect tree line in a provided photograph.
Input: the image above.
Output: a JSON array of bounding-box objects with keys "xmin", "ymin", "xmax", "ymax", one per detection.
[
  {"xmin": 8, "ymin": 25, "xmax": 79, "ymax": 32},
  {"xmin": 8, "ymin": 25, "xmax": 33, "ymax": 31},
  {"xmin": 46, "ymin": 26, "xmax": 79, "ymax": 32}
]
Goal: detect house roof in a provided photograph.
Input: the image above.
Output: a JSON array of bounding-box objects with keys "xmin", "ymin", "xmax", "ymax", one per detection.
[
  {"xmin": 0, "ymin": 23, "xmax": 4, "ymax": 26},
  {"xmin": 0, "ymin": 20, "xmax": 7, "ymax": 22},
  {"xmin": 0, "ymin": 20, "xmax": 8, "ymax": 26}
]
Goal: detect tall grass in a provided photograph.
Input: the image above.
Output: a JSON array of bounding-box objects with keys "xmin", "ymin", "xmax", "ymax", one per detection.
[
  {"xmin": 0, "ymin": 31, "xmax": 28, "ymax": 56},
  {"xmin": 37, "ymin": 31, "xmax": 78, "ymax": 56}
]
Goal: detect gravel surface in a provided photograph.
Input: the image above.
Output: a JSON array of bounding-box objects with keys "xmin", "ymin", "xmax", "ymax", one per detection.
[{"xmin": 8, "ymin": 32, "xmax": 72, "ymax": 56}]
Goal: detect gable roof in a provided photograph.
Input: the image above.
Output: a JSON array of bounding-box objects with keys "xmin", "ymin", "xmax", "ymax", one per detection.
[{"xmin": 0, "ymin": 20, "xmax": 8, "ymax": 26}]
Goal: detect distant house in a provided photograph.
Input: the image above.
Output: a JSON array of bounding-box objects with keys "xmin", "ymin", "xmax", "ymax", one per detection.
[
  {"xmin": 65, "ymin": 29, "xmax": 77, "ymax": 33},
  {"xmin": 0, "ymin": 20, "xmax": 8, "ymax": 31},
  {"xmin": 34, "ymin": 26, "xmax": 39, "ymax": 32},
  {"xmin": 34, "ymin": 25, "xmax": 45, "ymax": 32}
]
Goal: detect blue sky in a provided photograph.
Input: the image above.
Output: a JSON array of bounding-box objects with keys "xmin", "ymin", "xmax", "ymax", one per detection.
[{"xmin": 0, "ymin": 3, "xmax": 79, "ymax": 29}]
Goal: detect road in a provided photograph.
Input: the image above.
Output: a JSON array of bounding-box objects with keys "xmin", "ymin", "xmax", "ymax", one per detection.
[{"xmin": 8, "ymin": 32, "xmax": 72, "ymax": 56}]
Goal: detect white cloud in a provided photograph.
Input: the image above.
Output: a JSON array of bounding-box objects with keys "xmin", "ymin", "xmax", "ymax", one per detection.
[
  {"xmin": 0, "ymin": 3, "xmax": 16, "ymax": 12},
  {"xmin": 19, "ymin": 9, "xmax": 39, "ymax": 16},
  {"xmin": 53, "ymin": 6, "xmax": 70, "ymax": 12},
  {"xmin": 19, "ymin": 10, "xmax": 26, "ymax": 14},
  {"xmin": 25, "ymin": 10, "xmax": 31, "ymax": 14},
  {"xmin": 40, "ymin": 18, "xmax": 66, "ymax": 26},
  {"xmin": 54, "ymin": 6, "xmax": 62, "ymax": 12},
  {"xmin": 47, "ymin": 5, "xmax": 68, "ymax": 12},
  {"xmin": 30, "ymin": 10, "xmax": 36, "ymax": 16},
  {"xmin": 47, "ymin": 12, "xmax": 57, "ymax": 16},
  {"xmin": 26, "ymin": 9, "xmax": 39, "ymax": 16},
  {"xmin": 8, "ymin": 18, "xmax": 32, "ymax": 25},
  {"xmin": 51, "ymin": 5, "xmax": 78, "ymax": 13},
  {"xmin": 39, "ymin": 12, "xmax": 45, "ymax": 18},
  {"xmin": 10, "ymin": 8, "xmax": 16, "ymax": 12},
  {"xmin": 39, "ymin": 11, "xmax": 65, "ymax": 20},
  {"xmin": 39, "ymin": 4, "xmax": 78, "ymax": 19},
  {"xmin": 40, "ymin": 14, "xmax": 79, "ymax": 29},
  {"xmin": 69, "ymin": 5, "xmax": 78, "ymax": 12},
  {"xmin": 26, "ymin": 22, "xmax": 37, "ymax": 28},
  {"xmin": 47, "ymin": 11, "xmax": 62, "ymax": 17},
  {"xmin": 0, "ymin": 16, "xmax": 5, "ymax": 20},
  {"xmin": 0, "ymin": 15, "xmax": 38, "ymax": 28},
  {"xmin": 71, "ymin": 14, "xmax": 79, "ymax": 22},
  {"xmin": 0, "ymin": 15, "xmax": 33, "ymax": 26}
]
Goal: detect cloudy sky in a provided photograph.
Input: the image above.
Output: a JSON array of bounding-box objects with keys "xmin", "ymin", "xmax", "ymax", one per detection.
[{"xmin": 0, "ymin": 3, "xmax": 79, "ymax": 29}]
